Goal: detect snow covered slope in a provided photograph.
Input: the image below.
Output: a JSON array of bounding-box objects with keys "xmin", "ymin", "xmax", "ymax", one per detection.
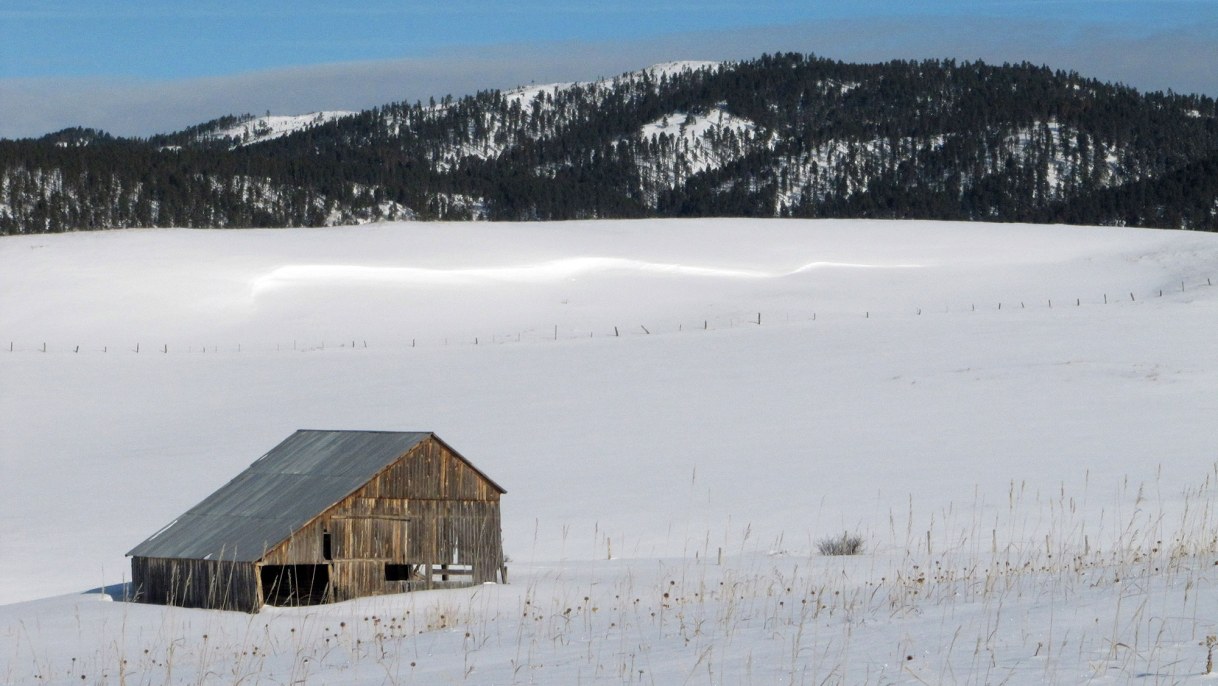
[
  {"xmin": 205, "ymin": 111, "xmax": 357, "ymax": 147},
  {"xmin": 638, "ymin": 107, "xmax": 770, "ymax": 194},
  {"xmin": 3, "ymin": 219, "xmax": 1218, "ymax": 683},
  {"xmin": 502, "ymin": 60, "xmax": 720, "ymax": 111},
  {"xmin": 426, "ymin": 60, "xmax": 723, "ymax": 170}
]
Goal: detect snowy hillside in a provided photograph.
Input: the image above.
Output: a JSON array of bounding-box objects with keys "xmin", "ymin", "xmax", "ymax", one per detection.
[
  {"xmin": 204, "ymin": 111, "xmax": 357, "ymax": 147},
  {"xmin": 9, "ymin": 55, "xmax": 1218, "ymax": 233},
  {"xmin": 637, "ymin": 108, "xmax": 769, "ymax": 195},
  {"xmin": 428, "ymin": 60, "xmax": 723, "ymax": 171},
  {"xmin": 3, "ymin": 219, "xmax": 1218, "ymax": 682},
  {"xmin": 500, "ymin": 60, "xmax": 720, "ymax": 113}
]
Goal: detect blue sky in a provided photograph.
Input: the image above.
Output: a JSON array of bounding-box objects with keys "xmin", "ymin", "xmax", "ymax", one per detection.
[{"xmin": 2, "ymin": 1, "xmax": 1216, "ymax": 138}]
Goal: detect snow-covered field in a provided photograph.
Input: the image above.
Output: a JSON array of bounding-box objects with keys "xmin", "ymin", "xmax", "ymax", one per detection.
[{"xmin": 3, "ymin": 218, "xmax": 1218, "ymax": 683}]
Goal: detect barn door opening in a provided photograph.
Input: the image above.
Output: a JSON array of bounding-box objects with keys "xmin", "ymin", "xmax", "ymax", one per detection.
[{"xmin": 260, "ymin": 564, "xmax": 330, "ymax": 606}]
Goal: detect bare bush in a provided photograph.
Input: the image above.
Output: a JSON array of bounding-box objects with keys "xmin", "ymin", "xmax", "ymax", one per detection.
[{"xmin": 817, "ymin": 531, "xmax": 864, "ymax": 556}]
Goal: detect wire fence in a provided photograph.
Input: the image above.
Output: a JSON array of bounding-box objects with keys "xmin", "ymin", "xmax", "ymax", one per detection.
[{"xmin": 5, "ymin": 275, "xmax": 1213, "ymax": 355}]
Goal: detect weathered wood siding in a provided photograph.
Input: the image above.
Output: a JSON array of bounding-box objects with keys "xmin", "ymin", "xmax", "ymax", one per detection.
[
  {"xmin": 131, "ymin": 556, "xmax": 259, "ymax": 612},
  {"xmin": 260, "ymin": 436, "xmax": 504, "ymax": 603}
]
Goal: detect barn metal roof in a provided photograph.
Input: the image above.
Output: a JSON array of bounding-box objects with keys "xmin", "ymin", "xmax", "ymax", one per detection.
[{"xmin": 127, "ymin": 430, "xmax": 442, "ymax": 562}]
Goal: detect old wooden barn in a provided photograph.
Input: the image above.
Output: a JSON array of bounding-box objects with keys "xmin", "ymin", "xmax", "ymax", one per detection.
[{"xmin": 127, "ymin": 430, "xmax": 506, "ymax": 612}]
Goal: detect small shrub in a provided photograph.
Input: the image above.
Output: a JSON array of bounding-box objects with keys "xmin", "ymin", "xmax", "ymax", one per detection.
[{"xmin": 817, "ymin": 531, "xmax": 864, "ymax": 556}]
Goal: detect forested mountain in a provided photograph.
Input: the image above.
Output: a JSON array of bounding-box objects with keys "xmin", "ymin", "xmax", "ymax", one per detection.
[{"xmin": 3, "ymin": 53, "xmax": 1218, "ymax": 234}]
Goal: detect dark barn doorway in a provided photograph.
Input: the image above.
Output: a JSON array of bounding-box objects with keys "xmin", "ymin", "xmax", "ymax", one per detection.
[{"xmin": 260, "ymin": 564, "xmax": 330, "ymax": 606}]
